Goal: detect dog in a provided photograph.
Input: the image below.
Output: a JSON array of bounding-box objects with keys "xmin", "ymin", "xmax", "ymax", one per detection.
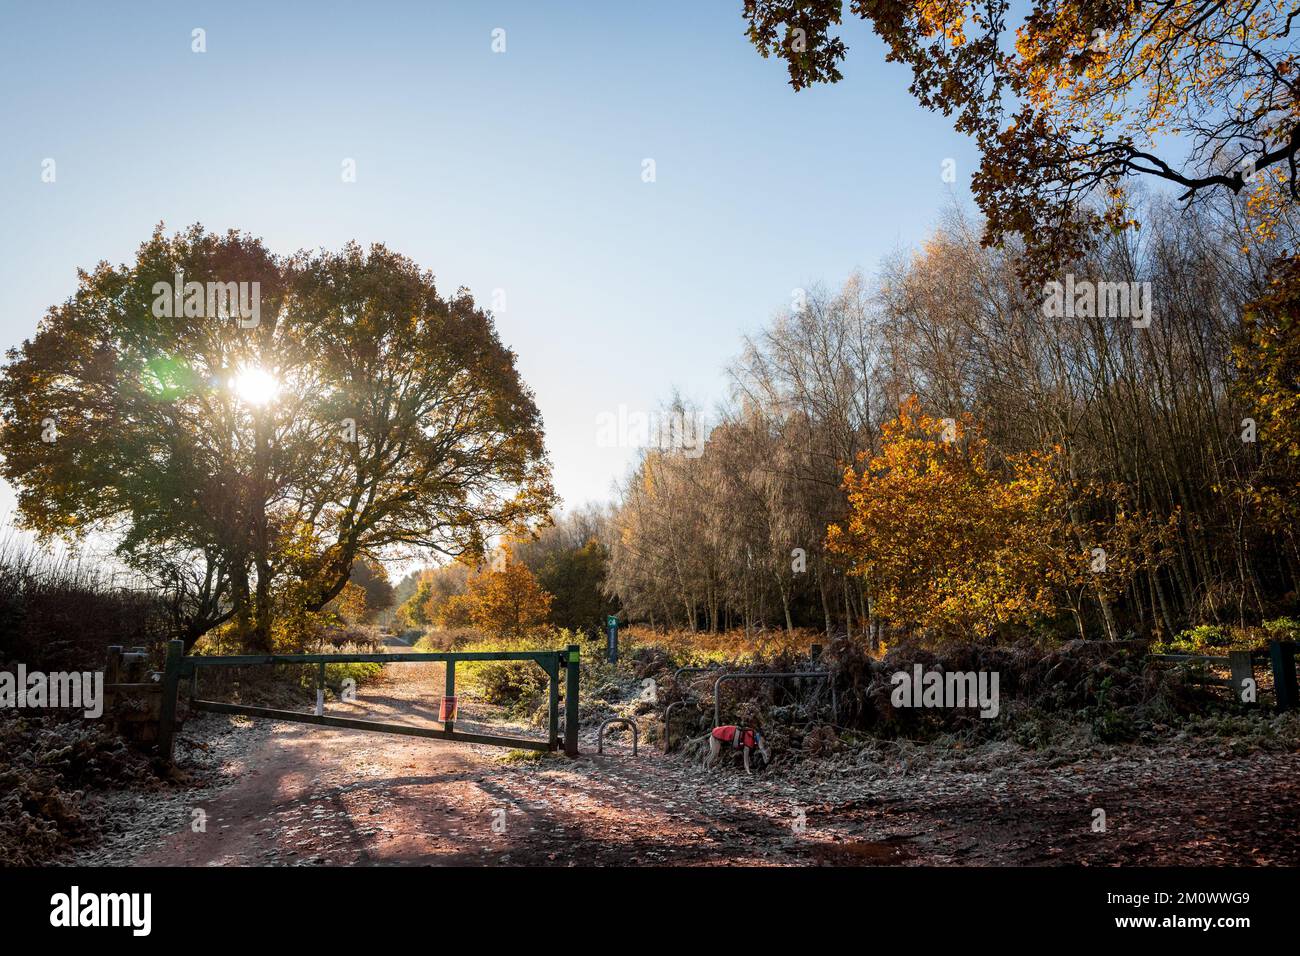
[{"xmin": 704, "ymin": 724, "xmax": 770, "ymax": 774}]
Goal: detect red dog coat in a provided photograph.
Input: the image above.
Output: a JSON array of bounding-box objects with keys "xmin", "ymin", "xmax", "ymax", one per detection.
[{"xmin": 712, "ymin": 725, "xmax": 757, "ymax": 749}]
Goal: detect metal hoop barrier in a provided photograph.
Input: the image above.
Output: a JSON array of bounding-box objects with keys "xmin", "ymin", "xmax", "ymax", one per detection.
[
  {"xmin": 597, "ymin": 717, "xmax": 639, "ymax": 756},
  {"xmin": 662, "ymin": 698, "xmax": 704, "ymax": 752}
]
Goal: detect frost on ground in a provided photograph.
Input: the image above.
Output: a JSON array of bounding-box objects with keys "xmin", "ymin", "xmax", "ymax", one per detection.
[
  {"xmin": 56, "ymin": 713, "xmax": 271, "ymax": 867},
  {"xmin": 44, "ymin": 657, "xmax": 1300, "ymax": 867}
]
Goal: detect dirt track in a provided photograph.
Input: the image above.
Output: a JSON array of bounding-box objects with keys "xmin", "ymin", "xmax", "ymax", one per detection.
[{"xmin": 95, "ymin": 641, "xmax": 1300, "ymax": 867}]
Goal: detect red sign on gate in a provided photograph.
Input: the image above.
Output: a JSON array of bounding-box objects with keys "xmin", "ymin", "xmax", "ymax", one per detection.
[{"xmin": 439, "ymin": 695, "xmax": 458, "ymax": 722}]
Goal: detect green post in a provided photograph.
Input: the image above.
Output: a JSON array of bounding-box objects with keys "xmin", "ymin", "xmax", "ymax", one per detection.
[
  {"xmin": 157, "ymin": 638, "xmax": 184, "ymax": 764},
  {"xmin": 547, "ymin": 655, "xmax": 560, "ymax": 750},
  {"xmin": 564, "ymin": 643, "xmax": 579, "ymax": 757},
  {"xmin": 444, "ymin": 660, "xmax": 456, "ymax": 733}
]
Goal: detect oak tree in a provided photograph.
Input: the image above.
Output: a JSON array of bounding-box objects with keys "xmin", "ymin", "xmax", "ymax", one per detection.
[
  {"xmin": 743, "ymin": 0, "xmax": 1300, "ymax": 274},
  {"xmin": 0, "ymin": 225, "xmax": 554, "ymax": 650}
]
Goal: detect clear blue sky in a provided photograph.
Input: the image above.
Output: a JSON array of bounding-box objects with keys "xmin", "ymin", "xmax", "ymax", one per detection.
[{"xmin": 0, "ymin": 0, "xmax": 977, "ymax": 518}]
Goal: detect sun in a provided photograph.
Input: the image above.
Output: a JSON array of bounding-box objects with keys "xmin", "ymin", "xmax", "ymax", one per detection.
[{"xmin": 231, "ymin": 366, "xmax": 279, "ymax": 406}]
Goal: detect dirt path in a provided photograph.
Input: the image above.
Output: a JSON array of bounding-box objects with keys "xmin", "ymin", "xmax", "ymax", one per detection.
[{"xmin": 110, "ymin": 642, "xmax": 1300, "ymax": 866}]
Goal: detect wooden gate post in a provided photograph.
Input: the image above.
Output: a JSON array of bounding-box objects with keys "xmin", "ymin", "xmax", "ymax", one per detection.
[
  {"xmin": 157, "ymin": 639, "xmax": 184, "ymax": 764},
  {"xmin": 1270, "ymin": 640, "xmax": 1298, "ymax": 712},
  {"xmin": 564, "ymin": 644, "xmax": 579, "ymax": 757}
]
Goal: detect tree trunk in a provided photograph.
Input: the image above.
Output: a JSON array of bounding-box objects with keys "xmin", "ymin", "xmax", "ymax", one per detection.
[{"xmin": 819, "ymin": 573, "xmax": 833, "ymax": 638}]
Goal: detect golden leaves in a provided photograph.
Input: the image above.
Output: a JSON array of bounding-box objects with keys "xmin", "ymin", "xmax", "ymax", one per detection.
[
  {"xmin": 440, "ymin": 546, "xmax": 553, "ymax": 638},
  {"xmin": 827, "ymin": 396, "xmax": 1170, "ymax": 642}
]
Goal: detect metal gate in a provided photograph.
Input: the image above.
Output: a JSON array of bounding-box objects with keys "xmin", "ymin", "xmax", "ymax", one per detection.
[{"xmin": 153, "ymin": 639, "xmax": 581, "ymax": 763}]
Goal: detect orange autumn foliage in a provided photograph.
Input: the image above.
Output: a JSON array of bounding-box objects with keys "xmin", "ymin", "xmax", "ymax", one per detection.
[
  {"xmin": 437, "ymin": 549, "xmax": 553, "ymax": 638},
  {"xmin": 1233, "ymin": 254, "xmax": 1300, "ymax": 532},
  {"xmin": 827, "ymin": 397, "xmax": 1172, "ymax": 642}
]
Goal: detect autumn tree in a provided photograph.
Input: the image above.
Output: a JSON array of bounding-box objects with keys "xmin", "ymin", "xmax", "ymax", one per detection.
[
  {"xmin": 743, "ymin": 0, "xmax": 1300, "ymax": 275},
  {"xmin": 505, "ymin": 505, "xmax": 617, "ymax": 633},
  {"xmin": 328, "ymin": 580, "xmax": 370, "ymax": 626},
  {"xmin": 827, "ymin": 397, "xmax": 1168, "ymax": 642},
  {"xmin": 605, "ymin": 199, "xmax": 1292, "ymax": 638},
  {"xmin": 1235, "ymin": 254, "xmax": 1300, "ymax": 551},
  {"xmin": 441, "ymin": 550, "xmax": 553, "ymax": 637},
  {"xmin": 390, "ymin": 563, "xmax": 458, "ymax": 627},
  {"xmin": 0, "ymin": 225, "xmax": 554, "ymax": 651},
  {"xmin": 730, "ymin": 276, "xmax": 882, "ymax": 637},
  {"xmin": 533, "ymin": 539, "xmax": 614, "ymax": 633},
  {"xmin": 348, "ymin": 558, "xmax": 394, "ymax": 622},
  {"xmin": 398, "ymin": 575, "xmax": 435, "ymax": 628},
  {"xmin": 432, "ymin": 587, "xmax": 474, "ymax": 629}
]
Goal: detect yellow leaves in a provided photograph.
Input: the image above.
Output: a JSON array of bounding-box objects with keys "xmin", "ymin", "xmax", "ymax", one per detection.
[
  {"xmin": 828, "ymin": 396, "xmax": 1168, "ymax": 642},
  {"xmin": 1009, "ymin": 0, "xmax": 1289, "ymax": 181},
  {"xmin": 442, "ymin": 547, "xmax": 553, "ymax": 637},
  {"xmin": 1234, "ymin": 256, "xmax": 1300, "ymax": 529},
  {"xmin": 331, "ymin": 580, "xmax": 369, "ymax": 624},
  {"xmin": 915, "ymin": 0, "xmax": 970, "ymax": 45}
]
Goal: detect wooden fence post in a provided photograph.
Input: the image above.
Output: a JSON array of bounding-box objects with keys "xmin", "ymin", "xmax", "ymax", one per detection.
[
  {"xmin": 156, "ymin": 639, "xmax": 184, "ymax": 764},
  {"xmin": 1270, "ymin": 640, "xmax": 1298, "ymax": 712}
]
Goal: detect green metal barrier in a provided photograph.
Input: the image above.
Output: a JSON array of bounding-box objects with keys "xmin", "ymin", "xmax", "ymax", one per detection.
[{"xmin": 157, "ymin": 639, "xmax": 581, "ymax": 764}]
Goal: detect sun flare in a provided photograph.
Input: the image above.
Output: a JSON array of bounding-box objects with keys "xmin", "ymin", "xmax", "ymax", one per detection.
[{"xmin": 231, "ymin": 366, "xmax": 279, "ymax": 406}]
